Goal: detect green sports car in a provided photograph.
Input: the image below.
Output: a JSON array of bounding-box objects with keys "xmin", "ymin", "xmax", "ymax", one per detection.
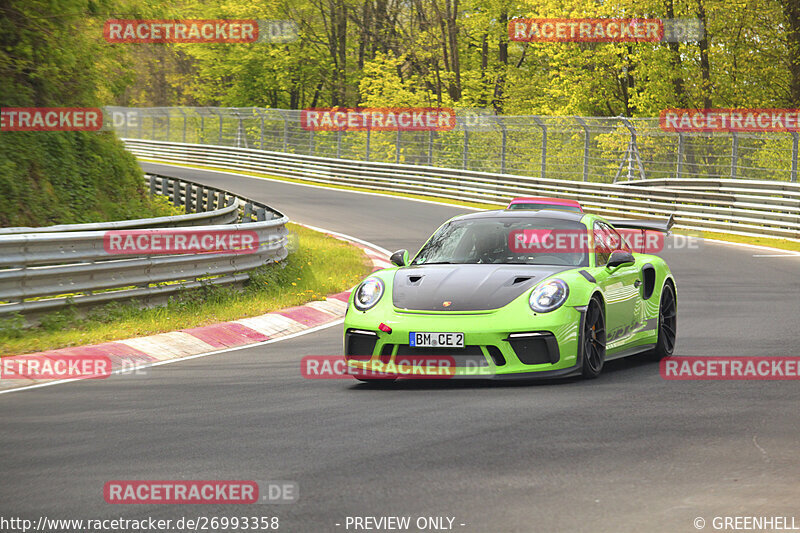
[{"xmin": 344, "ymin": 209, "xmax": 677, "ymax": 381}]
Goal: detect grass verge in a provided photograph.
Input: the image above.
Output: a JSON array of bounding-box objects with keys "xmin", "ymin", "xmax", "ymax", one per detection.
[
  {"xmin": 139, "ymin": 158, "xmax": 800, "ymax": 252},
  {"xmin": 0, "ymin": 223, "xmax": 371, "ymax": 356}
]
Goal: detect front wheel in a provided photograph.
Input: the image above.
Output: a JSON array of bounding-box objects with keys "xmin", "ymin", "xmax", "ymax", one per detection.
[
  {"xmin": 650, "ymin": 283, "xmax": 677, "ymax": 359},
  {"xmin": 581, "ymin": 298, "xmax": 606, "ymax": 379}
]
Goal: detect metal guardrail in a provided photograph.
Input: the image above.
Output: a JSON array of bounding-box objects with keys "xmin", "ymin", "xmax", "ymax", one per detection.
[
  {"xmin": 124, "ymin": 139, "xmax": 800, "ymax": 241},
  {"xmin": 106, "ymin": 106, "xmax": 800, "ymax": 183},
  {"xmin": 0, "ymin": 174, "xmax": 289, "ymax": 317}
]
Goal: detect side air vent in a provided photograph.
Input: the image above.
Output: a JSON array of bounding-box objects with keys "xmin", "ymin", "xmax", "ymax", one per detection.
[
  {"xmin": 379, "ymin": 344, "xmax": 394, "ymax": 363},
  {"xmin": 506, "ymin": 332, "xmax": 560, "ymax": 365},
  {"xmin": 408, "ymin": 275, "xmax": 423, "ymax": 284},
  {"xmin": 642, "ymin": 264, "xmax": 656, "ymax": 300},
  {"xmin": 512, "ymin": 276, "xmax": 532, "ymax": 285},
  {"xmin": 486, "ymin": 345, "xmax": 506, "ymax": 366}
]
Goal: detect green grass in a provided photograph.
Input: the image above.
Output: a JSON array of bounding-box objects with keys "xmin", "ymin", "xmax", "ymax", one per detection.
[
  {"xmin": 140, "ymin": 158, "xmax": 800, "ymax": 252},
  {"xmin": 0, "ymin": 224, "xmax": 371, "ymax": 356}
]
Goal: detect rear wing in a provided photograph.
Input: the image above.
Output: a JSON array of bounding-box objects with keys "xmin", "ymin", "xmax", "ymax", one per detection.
[{"xmin": 608, "ymin": 214, "xmax": 675, "ymax": 234}]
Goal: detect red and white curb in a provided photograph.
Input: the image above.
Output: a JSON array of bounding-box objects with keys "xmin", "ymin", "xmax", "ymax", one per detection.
[{"xmin": 0, "ymin": 230, "xmax": 392, "ymax": 393}]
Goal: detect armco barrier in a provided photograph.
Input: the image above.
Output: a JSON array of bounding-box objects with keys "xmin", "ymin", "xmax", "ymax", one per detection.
[
  {"xmin": 124, "ymin": 138, "xmax": 800, "ymax": 241},
  {"xmin": 0, "ymin": 174, "xmax": 289, "ymax": 317}
]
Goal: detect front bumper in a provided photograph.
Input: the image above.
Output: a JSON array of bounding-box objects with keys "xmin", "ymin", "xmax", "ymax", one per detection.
[{"xmin": 343, "ymin": 302, "xmax": 584, "ymax": 379}]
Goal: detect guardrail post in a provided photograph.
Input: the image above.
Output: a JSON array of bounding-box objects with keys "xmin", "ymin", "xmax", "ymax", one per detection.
[
  {"xmin": 533, "ymin": 117, "xmax": 547, "ymax": 179},
  {"xmin": 186, "ymin": 183, "xmax": 194, "ymax": 213},
  {"xmin": 277, "ymin": 109, "xmax": 288, "ymax": 152},
  {"xmin": 791, "ymin": 132, "xmax": 798, "ymax": 182},
  {"xmin": 676, "ymin": 133, "xmax": 685, "ymax": 179},
  {"xmin": 171, "ymin": 178, "xmax": 180, "ymax": 206},
  {"xmin": 259, "ymin": 111, "xmax": 265, "ymax": 150},
  {"xmin": 730, "ymin": 132, "xmax": 739, "ymax": 178},
  {"xmin": 176, "ymin": 108, "xmax": 187, "ymax": 143},
  {"xmin": 396, "ymin": 129, "xmax": 402, "ymax": 164},
  {"xmin": 232, "ymin": 110, "xmax": 249, "ymax": 149},
  {"xmin": 149, "ymin": 175, "xmax": 157, "ymax": 197},
  {"xmin": 499, "ymin": 119, "xmax": 507, "ymax": 174},
  {"xmin": 462, "ymin": 129, "xmax": 469, "ymax": 170},
  {"xmin": 575, "ymin": 117, "xmax": 590, "ymax": 182},
  {"xmin": 614, "ymin": 117, "xmax": 646, "ymax": 182},
  {"xmin": 163, "ymin": 109, "xmax": 170, "ymax": 141},
  {"xmin": 427, "ymin": 130, "xmax": 434, "ymax": 166}
]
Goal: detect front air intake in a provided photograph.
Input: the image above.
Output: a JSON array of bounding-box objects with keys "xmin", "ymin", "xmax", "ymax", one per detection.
[{"xmin": 506, "ymin": 332, "xmax": 560, "ymax": 365}]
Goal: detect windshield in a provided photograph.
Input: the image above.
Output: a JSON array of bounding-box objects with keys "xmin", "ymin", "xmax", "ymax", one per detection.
[{"xmin": 412, "ymin": 217, "xmax": 589, "ymax": 267}]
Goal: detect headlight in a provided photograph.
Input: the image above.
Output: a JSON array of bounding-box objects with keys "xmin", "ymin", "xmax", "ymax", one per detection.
[
  {"xmin": 353, "ymin": 277, "xmax": 384, "ymax": 311},
  {"xmin": 529, "ymin": 279, "xmax": 569, "ymax": 313}
]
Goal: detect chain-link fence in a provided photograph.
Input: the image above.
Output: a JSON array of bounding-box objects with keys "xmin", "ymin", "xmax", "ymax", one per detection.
[{"xmin": 106, "ymin": 107, "xmax": 799, "ymax": 183}]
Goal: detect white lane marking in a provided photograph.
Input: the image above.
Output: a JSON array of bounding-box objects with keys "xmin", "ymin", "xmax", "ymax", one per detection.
[
  {"xmin": 752, "ymin": 254, "xmax": 800, "ymax": 258},
  {"xmin": 0, "ymin": 319, "xmax": 344, "ymax": 396}
]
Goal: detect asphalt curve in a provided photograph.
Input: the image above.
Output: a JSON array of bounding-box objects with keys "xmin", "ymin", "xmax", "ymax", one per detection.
[{"xmin": 1, "ymin": 161, "xmax": 798, "ymax": 533}]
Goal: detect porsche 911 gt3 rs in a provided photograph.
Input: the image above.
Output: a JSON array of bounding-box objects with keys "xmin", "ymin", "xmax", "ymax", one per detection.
[{"xmin": 344, "ymin": 209, "xmax": 677, "ymax": 381}]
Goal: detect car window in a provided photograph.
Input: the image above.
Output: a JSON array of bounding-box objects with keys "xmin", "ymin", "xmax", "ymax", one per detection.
[
  {"xmin": 594, "ymin": 220, "xmax": 630, "ymax": 266},
  {"xmin": 594, "ymin": 222, "xmax": 613, "ymax": 267},
  {"xmin": 413, "ymin": 217, "xmax": 589, "ymax": 267}
]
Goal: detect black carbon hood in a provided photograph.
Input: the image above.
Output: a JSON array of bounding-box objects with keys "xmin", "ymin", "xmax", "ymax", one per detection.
[{"xmin": 392, "ymin": 264, "xmax": 573, "ymax": 312}]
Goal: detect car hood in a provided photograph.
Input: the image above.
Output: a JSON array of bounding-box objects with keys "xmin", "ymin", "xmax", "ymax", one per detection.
[{"xmin": 391, "ymin": 264, "xmax": 573, "ymax": 312}]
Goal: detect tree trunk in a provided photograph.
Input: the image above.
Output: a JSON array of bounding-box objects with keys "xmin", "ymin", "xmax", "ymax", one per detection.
[
  {"xmin": 696, "ymin": 0, "xmax": 712, "ymax": 109},
  {"xmin": 780, "ymin": 0, "xmax": 800, "ymax": 104}
]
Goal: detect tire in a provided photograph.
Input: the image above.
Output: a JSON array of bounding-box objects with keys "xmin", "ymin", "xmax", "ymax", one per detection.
[
  {"xmin": 650, "ymin": 283, "xmax": 677, "ymax": 360},
  {"xmin": 581, "ymin": 297, "xmax": 607, "ymax": 379}
]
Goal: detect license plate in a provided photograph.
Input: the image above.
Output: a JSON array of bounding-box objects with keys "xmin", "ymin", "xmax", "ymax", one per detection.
[{"xmin": 409, "ymin": 332, "xmax": 464, "ymax": 348}]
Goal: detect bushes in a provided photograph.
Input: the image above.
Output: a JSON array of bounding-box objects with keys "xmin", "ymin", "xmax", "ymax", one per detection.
[{"xmin": 0, "ymin": 130, "xmax": 180, "ymax": 227}]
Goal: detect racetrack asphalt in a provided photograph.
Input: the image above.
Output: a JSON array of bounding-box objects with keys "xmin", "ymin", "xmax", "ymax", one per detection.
[{"xmin": 0, "ymin": 161, "xmax": 798, "ymax": 533}]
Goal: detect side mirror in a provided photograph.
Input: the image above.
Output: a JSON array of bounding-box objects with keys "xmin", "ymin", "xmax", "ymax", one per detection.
[
  {"xmin": 390, "ymin": 249, "xmax": 409, "ymax": 267},
  {"xmin": 607, "ymin": 250, "xmax": 635, "ymax": 269}
]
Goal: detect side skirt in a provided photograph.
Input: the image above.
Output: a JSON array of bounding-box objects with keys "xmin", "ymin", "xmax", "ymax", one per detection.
[{"xmin": 605, "ymin": 343, "xmax": 656, "ymax": 362}]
